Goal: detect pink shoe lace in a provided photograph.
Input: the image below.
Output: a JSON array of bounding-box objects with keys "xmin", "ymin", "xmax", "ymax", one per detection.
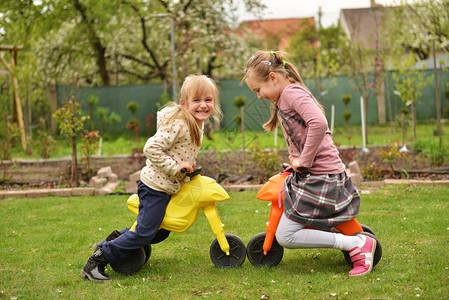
[{"xmin": 348, "ymin": 235, "xmax": 376, "ymax": 277}]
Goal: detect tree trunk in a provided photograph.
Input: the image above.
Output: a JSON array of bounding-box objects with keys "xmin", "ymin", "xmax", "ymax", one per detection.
[
  {"xmin": 411, "ymin": 101, "xmax": 417, "ymax": 139},
  {"xmin": 72, "ymin": 0, "xmax": 110, "ymax": 86},
  {"xmin": 375, "ymin": 70, "xmax": 386, "ymax": 125}
]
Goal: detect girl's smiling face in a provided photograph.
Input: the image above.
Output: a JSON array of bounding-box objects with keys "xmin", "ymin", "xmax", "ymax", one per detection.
[
  {"xmin": 181, "ymin": 94, "xmax": 215, "ymax": 126},
  {"xmin": 245, "ymin": 71, "xmax": 281, "ymax": 104}
]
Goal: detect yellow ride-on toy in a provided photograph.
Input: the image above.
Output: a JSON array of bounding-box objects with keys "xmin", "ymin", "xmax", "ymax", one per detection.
[{"xmin": 109, "ymin": 168, "xmax": 246, "ymax": 275}]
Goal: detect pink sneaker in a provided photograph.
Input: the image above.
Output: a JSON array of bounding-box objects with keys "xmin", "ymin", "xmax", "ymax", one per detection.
[{"xmin": 348, "ymin": 235, "xmax": 377, "ymax": 277}]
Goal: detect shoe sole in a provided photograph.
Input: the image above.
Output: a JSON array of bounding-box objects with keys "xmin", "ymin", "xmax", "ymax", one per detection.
[
  {"xmin": 80, "ymin": 269, "xmax": 110, "ymax": 283},
  {"xmin": 349, "ymin": 238, "xmax": 377, "ymax": 277}
]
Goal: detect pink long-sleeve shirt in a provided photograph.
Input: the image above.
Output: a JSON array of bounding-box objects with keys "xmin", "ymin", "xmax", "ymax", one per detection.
[{"xmin": 277, "ymin": 84, "xmax": 345, "ymax": 174}]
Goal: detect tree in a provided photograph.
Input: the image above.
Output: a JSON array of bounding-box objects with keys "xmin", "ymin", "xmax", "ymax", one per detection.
[
  {"xmin": 386, "ymin": 0, "xmax": 449, "ymax": 147},
  {"xmin": 341, "ymin": 38, "xmax": 376, "ymax": 145},
  {"xmin": 1, "ymin": 0, "xmax": 266, "ymax": 92},
  {"xmin": 388, "ymin": 1, "xmax": 449, "ymax": 59},
  {"xmin": 287, "ymin": 21, "xmax": 346, "ymax": 94},
  {"xmin": 392, "ymin": 53, "xmax": 433, "ymax": 141}
]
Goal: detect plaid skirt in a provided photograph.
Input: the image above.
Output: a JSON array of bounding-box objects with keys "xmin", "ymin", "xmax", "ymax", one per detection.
[{"xmin": 283, "ymin": 171, "xmax": 360, "ymax": 229}]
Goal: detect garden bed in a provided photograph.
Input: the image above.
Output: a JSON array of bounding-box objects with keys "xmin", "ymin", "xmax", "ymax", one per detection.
[{"xmin": 1, "ymin": 146, "xmax": 448, "ymax": 191}]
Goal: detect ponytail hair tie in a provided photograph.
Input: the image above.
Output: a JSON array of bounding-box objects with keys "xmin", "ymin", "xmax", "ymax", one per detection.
[{"xmin": 270, "ymin": 50, "xmax": 286, "ymax": 67}]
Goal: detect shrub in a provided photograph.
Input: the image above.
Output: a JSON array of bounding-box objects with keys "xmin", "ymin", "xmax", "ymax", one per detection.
[
  {"xmin": 32, "ymin": 118, "xmax": 56, "ymax": 159},
  {"xmin": 361, "ymin": 162, "xmax": 386, "ymax": 181},
  {"xmin": 424, "ymin": 141, "xmax": 449, "ymax": 167},
  {"xmin": 0, "ymin": 114, "xmax": 19, "ymax": 160},
  {"xmin": 249, "ymin": 142, "xmax": 281, "ymax": 182},
  {"xmin": 379, "ymin": 143, "xmax": 408, "ymax": 173},
  {"xmin": 80, "ymin": 130, "xmax": 101, "ymax": 179}
]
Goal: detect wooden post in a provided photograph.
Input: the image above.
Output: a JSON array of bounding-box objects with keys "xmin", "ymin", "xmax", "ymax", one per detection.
[{"xmin": 0, "ymin": 45, "xmax": 27, "ymax": 151}]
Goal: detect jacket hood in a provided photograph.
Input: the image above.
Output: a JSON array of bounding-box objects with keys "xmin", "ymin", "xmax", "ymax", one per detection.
[{"xmin": 156, "ymin": 104, "xmax": 181, "ymax": 128}]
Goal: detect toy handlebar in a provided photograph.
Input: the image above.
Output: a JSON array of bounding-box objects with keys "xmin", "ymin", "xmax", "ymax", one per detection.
[
  {"xmin": 282, "ymin": 163, "xmax": 306, "ymax": 174},
  {"xmin": 180, "ymin": 167, "xmax": 202, "ymax": 178}
]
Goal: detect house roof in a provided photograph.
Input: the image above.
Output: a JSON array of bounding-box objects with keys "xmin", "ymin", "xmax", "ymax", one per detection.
[{"xmin": 238, "ymin": 17, "xmax": 316, "ymax": 50}]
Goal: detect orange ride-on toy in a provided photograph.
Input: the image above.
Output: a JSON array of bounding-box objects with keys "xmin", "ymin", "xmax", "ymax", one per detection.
[
  {"xmin": 246, "ymin": 165, "xmax": 382, "ymax": 268},
  {"xmin": 109, "ymin": 168, "xmax": 246, "ymax": 275}
]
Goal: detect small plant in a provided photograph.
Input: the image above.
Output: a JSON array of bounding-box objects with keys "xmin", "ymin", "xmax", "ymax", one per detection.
[
  {"xmin": 379, "ymin": 142, "xmax": 408, "ymax": 174},
  {"xmin": 443, "ymin": 88, "xmax": 449, "ymax": 121},
  {"xmin": 96, "ymin": 107, "xmax": 122, "ymax": 135},
  {"xmin": 233, "ymin": 96, "xmax": 247, "ymax": 156},
  {"xmin": 87, "ymin": 94, "xmax": 99, "ymax": 130},
  {"xmin": 128, "ymin": 147, "xmax": 145, "ymax": 166},
  {"xmin": 361, "ymin": 162, "xmax": 386, "ymax": 181},
  {"xmin": 145, "ymin": 113, "xmax": 155, "ymax": 137},
  {"xmin": 341, "ymin": 94, "xmax": 352, "ymax": 129},
  {"xmin": 411, "ymin": 139, "xmax": 427, "ymax": 154},
  {"xmin": 155, "ymin": 92, "xmax": 171, "ymax": 110},
  {"xmin": 127, "ymin": 101, "xmax": 139, "ymax": 115},
  {"xmin": 31, "ymin": 118, "xmax": 56, "ymax": 159},
  {"xmin": 424, "ymin": 141, "xmax": 449, "ymax": 167},
  {"xmin": 249, "ymin": 142, "xmax": 281, "ymax": 182},
  {"xmin": 338, "ymin": 146, "xmax": 356, "ymax": 163},
  {"xmin": 0, "ymin": 113, "xmax": 20, "ymax": 160},
  {"xmin": 54, "ymin": 96, "xmax": 87, "ymax": 186},
  {"xmin": 126, "ymin": 118, "xmax": 140, "ymax": 145},
  {"xmin": 399, "ymin": 106, "xmax": 410, "ymax": 146},
  {"xmin": 80, "ymin": 130, "xmax": 101, "ymax": 179},
  {"xmin": 126, "ymin": 101, "xmax": 140, "ymax": 145},
  {"xmin": 0, "ymin": 161, "xmax": 16, "ymax": 184}
]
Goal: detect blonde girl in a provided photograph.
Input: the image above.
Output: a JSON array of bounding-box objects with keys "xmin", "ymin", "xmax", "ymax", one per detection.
[
  {"xmin": 244, "ymin": 50, "xmax": 376, "ymax": 277},
  {"xmin": 81, "ymin": 75, "xmax": 221, "ymax": 282}
]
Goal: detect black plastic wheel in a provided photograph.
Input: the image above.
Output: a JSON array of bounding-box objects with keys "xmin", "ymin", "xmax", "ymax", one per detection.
[
  {"xmin": 143, "ymin": 244, "xmax": 151, "ymax": 264},
  {"xmin": 246, "ymin": 232, "xmax": 284, "ymax": 267},
  {"xmin": 110, "ymin": 247, "xmax": 146, "ymax": 275},
  {"xmin": 209, "ymin": 234, "xmax": 246, "ymax": 268},
  {"xmin": 360, "ymin": 224, "xmax": 375, "ymax": 235},
  {"xmin": 150, "ymin": 229, "xmax": 171, "ymax": 244},
  {"xmin": 343, "ymin": 232, "xmax": 382, "ymax": 267}
]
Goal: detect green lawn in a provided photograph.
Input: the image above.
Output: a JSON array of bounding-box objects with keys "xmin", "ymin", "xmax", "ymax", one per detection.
[{"xmin": 1, "ymin": 184, "xmax": 448, "ymax": 299}]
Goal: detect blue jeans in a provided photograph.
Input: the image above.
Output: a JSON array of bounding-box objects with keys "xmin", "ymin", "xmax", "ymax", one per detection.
[{"xmin": 102, "ymin": 181, "xmax": 170, "ymax": 265}]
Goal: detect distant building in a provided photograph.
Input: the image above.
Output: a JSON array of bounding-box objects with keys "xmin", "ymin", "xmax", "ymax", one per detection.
[
  {"xmin": 237, "ymin": 17, "xmax": 316, "ymax": 51},
  {"xmin": 339, "ymin": 3, "xmax": 388, "ymax": 50}
]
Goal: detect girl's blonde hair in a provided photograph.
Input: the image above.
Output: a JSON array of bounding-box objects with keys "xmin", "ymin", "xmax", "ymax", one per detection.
[
  {"xmin": 162, "ymin": 75, "xmax": 222, "ymax": 146},
  {"xmin": 243, "ymin": 50, "xmax": 323, "ymax": 132}
]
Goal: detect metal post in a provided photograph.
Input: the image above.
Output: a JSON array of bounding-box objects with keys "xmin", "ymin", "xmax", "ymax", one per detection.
[{"xmin": 170, "ymin": 17, "xmax": 177, "ymax": 102}]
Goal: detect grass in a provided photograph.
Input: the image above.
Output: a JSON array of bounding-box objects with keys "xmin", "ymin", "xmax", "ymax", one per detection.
[
  {"xmin": 1, "ymin": 184, "xmax": 448, "ymax": 299},
  {"xmin": 8, "ymin": 122, "xmax": 448, "ymax": 160}
]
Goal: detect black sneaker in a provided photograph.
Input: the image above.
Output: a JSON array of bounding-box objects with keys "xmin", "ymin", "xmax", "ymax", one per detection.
[
  {"xmin": 80, "ymin": 248, "xmax": 110, "ymax": 282},
  {"xmin": 93, "ymin": 230, "xmax": 121, "ymax": 251}
]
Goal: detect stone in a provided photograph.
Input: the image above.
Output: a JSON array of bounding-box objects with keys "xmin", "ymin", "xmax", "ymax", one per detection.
[
  {"xmin": 89, "ymin": 176, "xmax": 108, "ymax": 189},
  {"xmin": 125, "ymin": 181, "xmax": 138, "ymax": 194},
  {"xmin": 97, "ymin": 166, "xmax": 112, "ymax": 178},
  {"xmin": 71, "ymin": 187, "xmax": 95, "ymax": 196}
]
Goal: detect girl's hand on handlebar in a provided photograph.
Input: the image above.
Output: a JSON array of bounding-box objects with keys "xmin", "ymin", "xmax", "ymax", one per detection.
[
  {"xmin": 290, "ymin": 157, "xmax": 303, "ymax": 172},
  {"xmin": 177, "ymin": 161, "xmax": 193, "ymax": 175}
]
